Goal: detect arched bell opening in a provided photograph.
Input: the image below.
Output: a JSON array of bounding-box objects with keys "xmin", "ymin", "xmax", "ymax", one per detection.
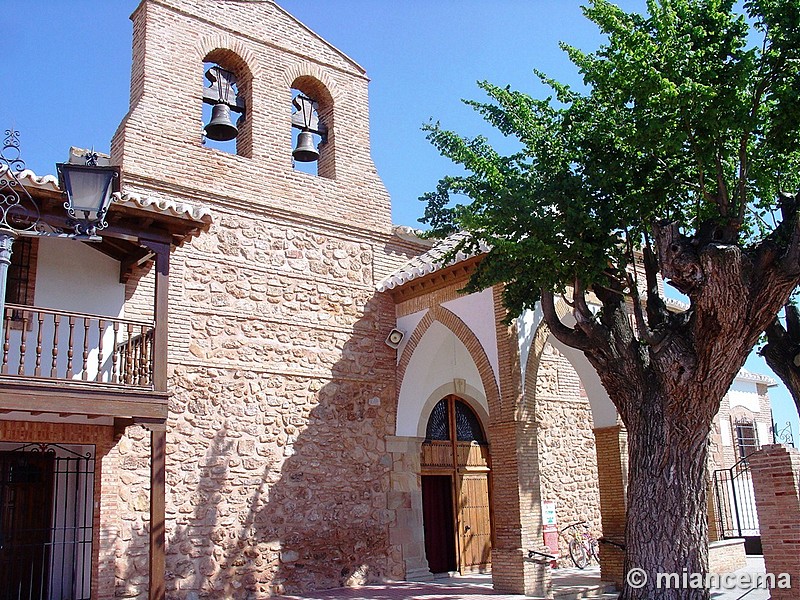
[
  {"xmin": 201, "ymin": 48, "xmax": 252, "ymax": 157},
  {"xmin": 420, "ymin": 395, "xmax": 492, "ymax": 575},
  {"xmin": 290, "ymin": 75, "xmax": 335, "ymax": 179}
]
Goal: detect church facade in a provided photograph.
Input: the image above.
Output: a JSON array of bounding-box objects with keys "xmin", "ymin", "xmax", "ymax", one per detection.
[{"xmin": 0, "ymin": 2, "xmax": 776, "ymax": 599}]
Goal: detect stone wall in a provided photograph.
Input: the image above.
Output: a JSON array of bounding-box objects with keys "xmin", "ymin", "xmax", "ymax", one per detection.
[{"xmin": 534, "ymin": 342, "xmax": 601, "ymax": 566}]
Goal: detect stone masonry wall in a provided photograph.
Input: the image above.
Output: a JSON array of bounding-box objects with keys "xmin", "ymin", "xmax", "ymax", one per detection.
[
  {"xmin": 108, "ymin": 196, "xmax": 407, "ymax": 598},
  {"xmin": 534, "ymin": 342, "xmax": 601, "ymax": 566}
]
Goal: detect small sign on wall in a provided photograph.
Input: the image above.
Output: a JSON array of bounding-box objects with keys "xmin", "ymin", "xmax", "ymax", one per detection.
[
  {"xmin": 541, "ymin": 500, "xmax": 560, "ymax": 565},
  {"xmin": 542, "ymin": 501, "xmax": 557, "ymax": 526}
]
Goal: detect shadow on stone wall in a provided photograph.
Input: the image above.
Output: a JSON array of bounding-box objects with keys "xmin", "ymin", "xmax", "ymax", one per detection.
[{"xmin": 163, "ymin": 305, "xmax": 398, "ymax": 599}]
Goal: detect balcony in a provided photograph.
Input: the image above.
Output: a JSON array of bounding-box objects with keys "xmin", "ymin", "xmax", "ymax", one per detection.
[
  {"xmin": 0, "ymin": 303, "xmax": 167, "ymax": 420},
  {"xmin": 2, "ymin": 303, "xmax": 154, "ymax": 385}
]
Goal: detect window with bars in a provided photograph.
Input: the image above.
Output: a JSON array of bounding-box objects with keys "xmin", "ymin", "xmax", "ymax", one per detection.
[
  {"xmin": 734, "ymin": 418, "xmax": 759, "ymax": 460},
  {"xmin": 6, "ymin": 237, "xmax": 35, "ymax": 306},
  {"xmin": 425, "ymin": 397, "xmax": 486, "ymax": 443}
]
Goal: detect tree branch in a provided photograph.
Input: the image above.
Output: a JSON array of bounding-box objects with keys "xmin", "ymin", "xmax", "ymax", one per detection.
[{"xmin": 541, "ymin": 289, "xmax": 593, "ymax": 351}]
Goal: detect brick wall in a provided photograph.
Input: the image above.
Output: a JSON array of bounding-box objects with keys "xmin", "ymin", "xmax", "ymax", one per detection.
[{"xmin": 749, "ymin": 444, "xmax": 800, "ymax": 600}]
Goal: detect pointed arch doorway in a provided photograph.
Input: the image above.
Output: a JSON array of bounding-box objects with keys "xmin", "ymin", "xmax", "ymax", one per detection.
[{"xmin": 420, "ymin": 395, "xmax": 492, "ymax": 574}]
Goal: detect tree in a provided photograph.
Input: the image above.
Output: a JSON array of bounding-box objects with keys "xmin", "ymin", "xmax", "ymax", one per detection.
[
  {"xmin": 420, "ymin": 1, "xmax": 800, "ymax": 598},
  {"xmin": 762, "ymin": 303, "xmax": 800, "ymax": 422}
]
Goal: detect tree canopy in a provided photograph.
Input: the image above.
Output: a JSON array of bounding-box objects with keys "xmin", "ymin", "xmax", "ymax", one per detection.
[
  {"xmin": 422, "ymin": 0, "xmax": 800, "ymax": 318},
  {"xmin": 421, "ymin": 1, "xmax": 800, "ymax": 596}
]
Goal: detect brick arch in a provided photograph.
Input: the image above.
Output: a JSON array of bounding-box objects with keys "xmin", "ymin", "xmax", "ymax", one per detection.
[
  {"xmin": 196, "ymin": 35, "xmax": 260, "ymax": 79},
  {"xmin": 523, "ymin": 298, "xmax": 618, "ymax": 428},
  {"xmin": 282, "ymin": 63, "xmax": 340, "ymax": 101},
  {"xmin": 397, "ymin": 305, "xmax": 501, "ymax": 423},
  {"xmin": 522, "ymin": 297, "xmax": 572, "ymax": 419},
  {"xmin": 284, "ymin": 66, "xmax": 338, "ymax": 179},
  {"xmin": 196, "ymin": 37, "xmax": 258, "ymax": 158}
]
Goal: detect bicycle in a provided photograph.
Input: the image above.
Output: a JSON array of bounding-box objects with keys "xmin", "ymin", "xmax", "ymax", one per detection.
[{"xmin": 560, "ymin": 521, "xmax": 599, "ymax": 569}]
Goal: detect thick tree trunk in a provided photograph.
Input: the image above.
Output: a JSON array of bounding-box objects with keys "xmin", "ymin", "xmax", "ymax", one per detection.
[{"xmin": 621, "ymin": 386, "xmax": 711, "ymax": 600}]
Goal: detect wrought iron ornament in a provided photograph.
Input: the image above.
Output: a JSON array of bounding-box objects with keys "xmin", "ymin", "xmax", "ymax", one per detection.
[
  {"xmin": 0, "ymin": 129, "xmax": 42, "ymax": 233},
  {"xmin": 774, "ymin": 421, "xmax": 796, "ymax": 447}
]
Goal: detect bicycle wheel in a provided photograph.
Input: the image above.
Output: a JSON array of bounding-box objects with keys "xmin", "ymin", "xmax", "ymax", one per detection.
[
  {"xmin": 588, "ymin": 537, "xmax": 600, "ymax": 563},
  {"xmin": 568, "ymin": 538, "xmax": 589, "ymax": 569}
]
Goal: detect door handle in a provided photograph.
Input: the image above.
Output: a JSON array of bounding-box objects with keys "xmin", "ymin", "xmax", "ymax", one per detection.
[{"xmin": 464, "ymin": 525, "xmax": 471, "ymax": 532}]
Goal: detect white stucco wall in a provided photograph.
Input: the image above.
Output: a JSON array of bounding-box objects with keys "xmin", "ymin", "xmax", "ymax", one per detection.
[
  {"xmin": 395, "ymin": 309, "xmax": 428, "ymax": 363},
  {"xmin": 442, "ymin": 288, "xmax": 499, "ymax": 388},
  {"xmin": 396, "ymin": 320, "xmax": 488, "ymax": 437},
  {"xmin": 35, "ymin": 237, "xmax": 125, "ymax": 316},
  {"xmin": 727, "ymin": 378, "xmax": 761, "ymax": 413},
  {"xmin": 5, "ymin": 237, "xmax": 126, "ymax": 381}
]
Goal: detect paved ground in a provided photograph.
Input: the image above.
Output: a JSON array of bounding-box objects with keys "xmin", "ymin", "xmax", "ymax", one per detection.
[{"xmin": 279, "ymin": 556, "xmax": 779, "ymax": 600}]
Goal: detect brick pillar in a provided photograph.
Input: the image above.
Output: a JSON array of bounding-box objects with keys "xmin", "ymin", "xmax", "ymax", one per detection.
[
  {"xmin": 749, "ymin": 444, "xmax": 800, "ymax": 600},
  {"xmin": 386, "ymin": 435, "xmax": 432, "ymax": 581},
  {"xmin": 707, "ymin": 479, "xmax": 721, "ymax": 543},
  {"xmin": 594, "ymin": 425, "xmax": 628, "ymax": 588},
  {"xmin": 489, "ymin": 420, "xmax": 551, "ymax": 596}
]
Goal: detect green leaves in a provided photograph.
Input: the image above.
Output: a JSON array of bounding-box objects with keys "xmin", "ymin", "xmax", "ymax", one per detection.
[{"xmin": 421, "ymin": 0, "xmax": 800, "ymax": 315}]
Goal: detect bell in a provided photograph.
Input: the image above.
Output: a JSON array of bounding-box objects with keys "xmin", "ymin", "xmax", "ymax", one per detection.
[
  {"xmin": 292, "ymin": 129, "xmax": 319, "ymax": 162},
  {"xmin": 204, "ymin": 103, "xmax": 238, "ymax": 141}
]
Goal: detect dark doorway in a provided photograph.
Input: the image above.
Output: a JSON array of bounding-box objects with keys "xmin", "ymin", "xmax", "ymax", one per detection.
[
  {"xmin": 0, "ymin": 451, "xmax": 55, "ymax": 600},
  {"xmin": 421, "ymin": 475, "xmax": 457, "ymax": 574},
  {"xmin": 0, "ymin": 444, "xmax": 95, "ymax": 600}
]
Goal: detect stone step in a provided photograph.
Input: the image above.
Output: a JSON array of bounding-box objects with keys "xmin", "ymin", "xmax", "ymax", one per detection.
[{"xmin": 551, "ymin": 581, "xmax": 618, "ymax": 600}]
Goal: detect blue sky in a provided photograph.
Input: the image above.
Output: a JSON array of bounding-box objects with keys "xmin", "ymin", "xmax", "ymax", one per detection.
[{"xmin": 3, "ymin": 1, "xmax": 798, "ymax": 441}]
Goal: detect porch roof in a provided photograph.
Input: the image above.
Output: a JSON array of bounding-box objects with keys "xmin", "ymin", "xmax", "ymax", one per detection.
[{"xmin": 377, "ymin": 231, "xmax": 489, "ymax": 293}]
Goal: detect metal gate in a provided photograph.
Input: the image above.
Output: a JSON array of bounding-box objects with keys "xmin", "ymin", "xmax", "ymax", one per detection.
[
  {"xmin": 0, "ymin": 443, "xmax": 95, "ymax": 600},
  {"xmin": 713, "ymin": 455, "xmax": 761, "ymax": 554}
]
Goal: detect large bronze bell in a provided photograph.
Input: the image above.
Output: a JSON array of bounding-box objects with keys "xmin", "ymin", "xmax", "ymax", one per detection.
[
  {"xmin": 204, "ymin": 103, "xmax": 238, "ymax": 142},
  {"xmin": 292, "ymin": 129, "xmax": 319, "ymax": 162}
]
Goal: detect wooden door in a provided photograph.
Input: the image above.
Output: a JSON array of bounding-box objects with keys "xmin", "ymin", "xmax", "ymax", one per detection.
[
  {"xmin": 421, "ymin": 475, "xmax": 457, "ymax": 574},
  {"xmin": 0, "ymin": 452, "xmax": 55, "ymax": 600},
  {"xmin": 456, "ymin": 472, "xmax": 491, "ymax": 573}
]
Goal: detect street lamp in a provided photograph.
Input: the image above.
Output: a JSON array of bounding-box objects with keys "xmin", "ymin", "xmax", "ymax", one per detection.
[
  {"xmin": 0, "ymin": 132, "xmax": 121, "ymax": 343},
  {"xmin": 57, "ymin": 153, "xmax": 120, "ymax": 237}
]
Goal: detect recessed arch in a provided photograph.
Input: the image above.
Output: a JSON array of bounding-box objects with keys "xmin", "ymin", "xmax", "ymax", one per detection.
[
  {"xmin": 288, "ymin": 73, "xmax": 336, "ymax": 179},
  {"xmin": 396, "ymin": 305, "xmax": 501, "ymax": 439},
  {"xmin": 523, "ymin": 298, "xmax": 618, "ymax": 428},
  {"xmin": 198, "ymin": 43, "xmax": 255, "ymax": 157}
]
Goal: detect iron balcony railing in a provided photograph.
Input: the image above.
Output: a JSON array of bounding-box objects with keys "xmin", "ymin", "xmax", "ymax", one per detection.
[{"xmin": 1, "ymin": 303, "xmax": 155, "ymax": 388}]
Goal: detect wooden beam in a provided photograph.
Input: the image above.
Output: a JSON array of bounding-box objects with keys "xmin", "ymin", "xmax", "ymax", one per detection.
[
  {"xmin": 140, "ymin": 239, "xmax": 170, "ymax": 393},
  {"xmin": 145, "ymin": 421, "xmax": 167, "ymax": 600},
  {"xmin": 113, "ymin": 417, "xmax": 134, "ymax": 441},
  {"xmin": 0, "ymin": 382, "xmax": 168, "ymax": 420}
]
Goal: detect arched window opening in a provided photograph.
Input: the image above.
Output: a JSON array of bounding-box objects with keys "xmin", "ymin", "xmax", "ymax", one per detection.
[
  {"xmin": 201, "ymin": 56, "xmax": 249, "ymax": 157},
  {"xmin": 290, "ymin": 76, "xmax": 334, "ymax": 179}
]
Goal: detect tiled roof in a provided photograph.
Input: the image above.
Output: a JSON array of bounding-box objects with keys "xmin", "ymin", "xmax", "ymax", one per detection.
[
  {"xmin": 377, "ymin": 231, "xmax": 488, "ymax": 292},
  {"xmin": 2, "ymin": 165, "xmax": 213, "ymax": 224},
  {"xmin": 112, "ymin": 191, "xmax": 212, "ymax": 224},
  {"xmin": 736, "ymin": 368, "xmax": 776, "ymax": 386}
]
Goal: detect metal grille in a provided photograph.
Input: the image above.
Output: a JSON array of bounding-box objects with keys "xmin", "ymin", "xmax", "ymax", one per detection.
[
  {"xmin": 713, "ymin": 456, "xmax": 760, "ymax": 548},
  {"xmin": 734, "ymin": 418, "xmax": 759, "ymax": 460},
  {"xmin": 5, "ymin": 237, "xmax": 33, "ymax": 306},
  {"xmin": 0, "ymin": 443, "xmax": 95, "ymax": 600},
  {"xmin": 426, "ymin": 399, "xmax": 450, "ymax": 441},
  {"xmin": 455, "ymin": 400, "xmax": 485, "ymax": 442}
]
